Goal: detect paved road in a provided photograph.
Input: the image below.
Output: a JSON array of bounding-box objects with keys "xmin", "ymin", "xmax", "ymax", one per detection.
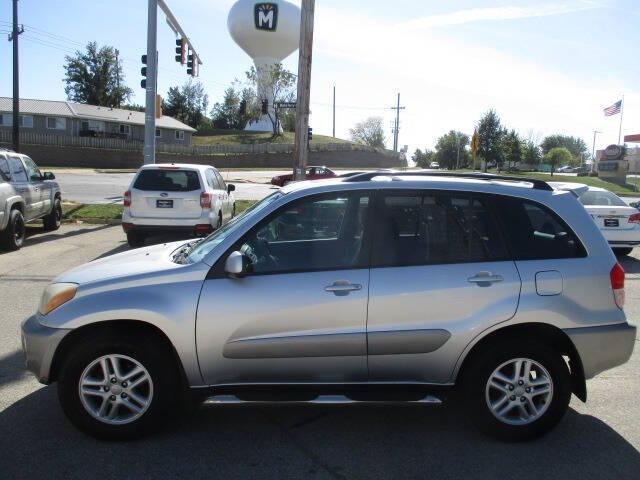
[
  {"xmin": 55, "ymin": 171, "xmax": 281, "ymax": 204},
  {"xmin": 0, "ymin": 225, "xmax": 639, "ymax": 479}
]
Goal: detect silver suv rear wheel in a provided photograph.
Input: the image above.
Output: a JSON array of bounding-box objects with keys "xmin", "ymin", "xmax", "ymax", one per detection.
[{"xmin": 485, "ymin": 358, "xmax": 553, "ymax": 426}]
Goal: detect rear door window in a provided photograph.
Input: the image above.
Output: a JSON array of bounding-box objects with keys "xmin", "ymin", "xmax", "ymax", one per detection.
[
  {"xmin": 7, "ymin": 157, "xmax": 28, "ymax": 182},
  {"xmin": 133, "ymin": 169, "xmax": 201, "ymax": 192},
  {"xmin": 372, "ymin": 191, "xmax": 507, "ymax": 267},
  {"xmin": 0, "ymin": 157, "xmax": 10, "ymax": 181},
  {"xmin": 494, "ymin": 196, "xmax": 586, "ymax": 260},
  {"xmin": 215, "ymin": 171, "xmax": 226, "ymax": 191}
]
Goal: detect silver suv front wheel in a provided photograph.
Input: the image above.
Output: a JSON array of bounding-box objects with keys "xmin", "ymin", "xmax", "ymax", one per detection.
[{"xmin": 58, "ymin": 331, "xmax": 180, "ymax": 440}]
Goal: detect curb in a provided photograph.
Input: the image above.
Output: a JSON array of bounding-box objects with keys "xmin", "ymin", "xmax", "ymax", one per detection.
[{"xmin": 62, "ymin": 218, "xmax": 122, "ymax": 226}]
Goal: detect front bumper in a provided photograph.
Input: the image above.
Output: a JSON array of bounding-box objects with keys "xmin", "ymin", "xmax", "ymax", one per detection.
[
  {"xmin": 20, "ymin": 314, "xmax": 71, "ymax": 384},
  {"xmin": 564, "ymin": 323, "xmax": 637, "ymax": 380}
]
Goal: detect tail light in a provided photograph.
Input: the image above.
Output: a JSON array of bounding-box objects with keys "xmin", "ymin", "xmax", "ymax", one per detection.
[
  {"xmin": 123, "ymin": 191, "xmax": 131, "ymax": 207},
  {"xmin": 610, "ymin": 262, "xmax": 625, "ymax": 309},
  {"xmin": 629, "ymin": 213, "xmax": 640, "ymax": 224},
  {"xmin": 195, "ymin": 224, "xmax": 213, "ymax": 234},
  {"xmin": 200, "ymin": 192, "xmax": 212, "ymax": 209}
]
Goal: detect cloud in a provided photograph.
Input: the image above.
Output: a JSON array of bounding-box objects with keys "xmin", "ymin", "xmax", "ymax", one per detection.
[{"xmin": 400, "ymin": 1, "xmax": 601, "ymax": 30}]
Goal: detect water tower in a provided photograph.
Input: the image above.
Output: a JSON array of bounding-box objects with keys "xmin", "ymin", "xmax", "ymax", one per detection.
[{"xmin": 228, "ymin": 0, "xmax": 300, "ymax": 132}]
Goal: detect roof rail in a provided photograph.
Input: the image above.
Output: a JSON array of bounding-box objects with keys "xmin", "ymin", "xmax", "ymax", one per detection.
[{"xmin": 343, "ymin": 170, "xmax": 554, "ymax": 191}]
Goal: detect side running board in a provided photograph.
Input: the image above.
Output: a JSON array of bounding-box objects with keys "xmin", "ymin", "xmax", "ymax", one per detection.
[{"xmin": 204, "ymin": 394, "xmax": 443, "ymax": 405}]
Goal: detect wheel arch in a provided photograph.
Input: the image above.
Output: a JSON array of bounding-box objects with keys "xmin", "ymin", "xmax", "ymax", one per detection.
[
  {"xmin": 49, "ymin": 319, "xmax": 189, "ymax": 389},
  {"xmin": 454, "ymin": 322, "xmax": 587, "ymax": 402}
]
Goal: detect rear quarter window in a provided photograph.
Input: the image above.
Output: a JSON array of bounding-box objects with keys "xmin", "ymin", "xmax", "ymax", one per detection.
[
  {"xmin": 494, "ymin": 195, "xmax": 586, "ymax": 260},
  {"xmin": 133, "ymin": 169, "xmax": 201, "ymax": 192}
]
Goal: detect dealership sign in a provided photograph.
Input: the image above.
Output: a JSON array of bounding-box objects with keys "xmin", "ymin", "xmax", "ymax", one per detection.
[{"xmin": 602, "ymin": 144, "xmax": 625, "ymax": 161}]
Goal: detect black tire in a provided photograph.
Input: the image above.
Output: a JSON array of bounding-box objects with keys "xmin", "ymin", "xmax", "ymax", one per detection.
[
  {"xmin": 231, "ymin": 204, "xmax": 236, "ymax": 219},
  {"xmin": 43, "ymin": 197, "xmax": 62, "ymax": 231},
  {"xmin": 57, "ymin": 332, "xmax": 180, "ymax": 440},
  {"xmin": 462, "ymin": 340, "xmax": 571, "ymax": 441},
  {"xmin": 127, "ymin": 231, "xmax": 145, "ymax": 248},
  {"xmin": 216, "ymin": 213, "xmax": 222, "ymax": 229},
  {"xmin": 1, "ymin": 209, "xmax": 26, "ymax": 251},
  {"xmin": 613, "ymin": 247, "xmax": 633, "ymax": 257}
]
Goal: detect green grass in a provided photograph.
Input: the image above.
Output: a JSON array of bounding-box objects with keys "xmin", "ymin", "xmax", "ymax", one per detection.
[
  {"xmin": 192, "ymin": 130, "xmax": 351, "ymax": 146},
  {"xmin": 61, "ymin": 201, "xmax": 257, "ymax": 223},
  {"xmin": 63, "ymin": 203, "xmax": 123, "ymax": 221}
]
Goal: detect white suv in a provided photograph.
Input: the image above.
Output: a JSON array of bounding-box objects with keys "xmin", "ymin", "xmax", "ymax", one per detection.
[{"xmin": 122, "ymin": 164, "xmax": 235, "ymax": 247}]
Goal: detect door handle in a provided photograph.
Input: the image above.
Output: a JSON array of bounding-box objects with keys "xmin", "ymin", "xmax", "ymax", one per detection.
[
  {"xmin": 324, "ymin": 281, "xmax": 362, "ymax": 296},
  {"xmin": 468, "ymin": 272, "xmax": 503, "ymax": 285}
]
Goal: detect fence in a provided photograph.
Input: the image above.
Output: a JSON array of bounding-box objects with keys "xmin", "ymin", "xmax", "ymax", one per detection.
[{"xmin": 0, "ymin": 130, "xmax": 394, "ymax": 157}]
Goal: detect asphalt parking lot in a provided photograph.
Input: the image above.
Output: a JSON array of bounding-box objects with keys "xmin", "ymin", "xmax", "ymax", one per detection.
[{"xmin": 0, "ymin": 224, "xmax": 639, "ymax": 479}]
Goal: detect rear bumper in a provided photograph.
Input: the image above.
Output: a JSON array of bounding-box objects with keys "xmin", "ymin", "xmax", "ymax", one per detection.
[
  {"xmin": 564, "ymin": 323, "xmax": 637, "ymax": 379},
  {"xmin": 601, "ymin": 228, "xmax": 640, "ymax": 247},
  {"xmin": 21, "ymin": 314, "xmax": 71, "ymax": 384}
]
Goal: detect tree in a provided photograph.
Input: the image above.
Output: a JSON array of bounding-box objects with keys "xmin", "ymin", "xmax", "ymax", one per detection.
[
  {"xmin": 434, "ymin": 131, "xmax": 470, "ymax": 170},
  {"xmin": 121, "ymin": 103, "xmax": 145, "ymax": 112},
  {"xmin": 522, "ymin": 141, "xmax": 542, "ymax": 169},
  {"xmin": 476, "ymin": 109, "xmax": 505, "ymax": 172},
  {"xmin": 350, "ymin": 117, "xmax": 386, "ymax": 149},
  {"xmin": 541, "ymin": 135, "xmax": 587, "ymax": 164},
  {"xmin": 63, "ymin": 42, "xmax": 132, "ymax": 107},
  {"xmin": 246, "ymin": 63, "xmax": 296, "ymax": 136},
  {"xmin": 543, "ymin": 147, "xmax": 573, "ymax": 176},
  {"xmin": 162, "ymin": 80, "xmax": 209, "ymax": 129},
  {"xmin": 502, "ymin": 130, "xmax": 523, "ymax": 171},
  {"xmin": 413, "ymin": 148, "xmax": 436, "ymax": 168}
]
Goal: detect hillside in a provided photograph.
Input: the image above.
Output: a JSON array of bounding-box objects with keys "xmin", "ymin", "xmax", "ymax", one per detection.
[{"xmin": 192, "ymin": 130, "xmax": 352, "ymax": 146}]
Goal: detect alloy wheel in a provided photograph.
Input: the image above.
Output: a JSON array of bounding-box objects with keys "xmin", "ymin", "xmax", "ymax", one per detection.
[
  {"xmin": 485, "ymin": 358, "xmax": 553, "ymax": 426},
  {"xmin": 78, "ymin": 354, "xmax": 154, "ymax": 425}
]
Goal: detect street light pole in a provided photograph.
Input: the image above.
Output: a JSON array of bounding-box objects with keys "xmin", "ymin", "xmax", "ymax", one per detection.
[
  {"xmin": 456, "ymin": 133, "xmax": 461, "ymax": 170},
  {"xmin": 143, "ymin": 0, "xmax": 158, "ymax": 165}
]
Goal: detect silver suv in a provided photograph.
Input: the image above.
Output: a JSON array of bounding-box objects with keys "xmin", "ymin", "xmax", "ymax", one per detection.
[
  {"xmin": 21, "ymin": 172, "xmax": 636, "ymax": 440},
  {"xmin": 0, "ymin": 149, "xmax": 62, "ymax": 250}
]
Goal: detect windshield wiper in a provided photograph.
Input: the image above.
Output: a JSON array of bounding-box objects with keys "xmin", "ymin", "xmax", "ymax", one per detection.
[{"xmin": 172, "ymin": 238, "xmax": 204, "ymax": 264}]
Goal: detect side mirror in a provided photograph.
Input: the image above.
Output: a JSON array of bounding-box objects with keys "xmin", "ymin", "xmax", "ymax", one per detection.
[
  {"xmin": 43, "ymin": 172, "xmax": 55, "ymax": 180},
  {"xmin": 30, "ymin": 174, "xmax": 42, "ymax": 182},
  {"xmin": 225, "ymin": 251, "xmax": 251, "ymax": 278},
  {"xmin": 227, "ymin": 184, "xmax": 236, "ymax": 194}
]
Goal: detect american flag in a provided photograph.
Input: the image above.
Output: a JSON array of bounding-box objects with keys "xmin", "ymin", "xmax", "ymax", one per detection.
[{"xmin": 604, "ymin": 100, "xmax": 622, "ymax": 116}]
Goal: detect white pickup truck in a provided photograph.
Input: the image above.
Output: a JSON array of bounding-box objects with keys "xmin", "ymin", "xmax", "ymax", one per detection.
[{"xmin": 0, "ymin": 149, "xmax": 62, "ymax": 251}]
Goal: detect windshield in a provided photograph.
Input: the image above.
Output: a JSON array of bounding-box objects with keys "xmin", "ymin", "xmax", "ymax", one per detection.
[
  {"xmin": 579, "ymin": 190, "xmax": 627, "ymax": 207},
  {"xmin": 186, "ymin": 191, "xmax": 283, "ymax": 264}
]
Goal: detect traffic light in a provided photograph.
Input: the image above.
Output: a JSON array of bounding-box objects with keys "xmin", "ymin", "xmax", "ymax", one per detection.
[
  {"xmin": 140, "ymin": 54, "xmax": 148, "ymax": 89},
  {"xmin": 261, "ymin": 99, "xmax": 268, "ymax": 114},
  {"xmin": 187, "ymin": 52, "xmax": 197, "ymax": 77},
  {"xmin": 175, "ymin": 38, "xmax": 186, "ymax": 65},
  {"xmin": 308, "ymin": 127, "xmax": 313, "ymax": 142},
  {"xmin": 239, "ymin": 99, "xmax": 247, "ymax": 116}
]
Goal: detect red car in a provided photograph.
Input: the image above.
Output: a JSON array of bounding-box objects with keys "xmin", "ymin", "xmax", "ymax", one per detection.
[{"xmin": 271, "ymin": 166, "xmax": 337, "ymax": 187}]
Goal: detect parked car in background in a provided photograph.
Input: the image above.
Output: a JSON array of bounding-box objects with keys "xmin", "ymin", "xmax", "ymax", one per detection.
[
  {"xmin": 578, "ymin": 186, "xmax": 640, "ymax": 256},
  {"xmin": 22, "ymin": 172, "xmax": 635, "ymax": 441},
  {"xmin": 270, "ymin": 166, "xmax": 337, "ymax": 187},
  {"xmin": 556, "ymin": 165, "xmax": 574, "ymax": 173},
  {"xmin": 121, "ymin": 163, "xmax": 235, "ymax": 247},
  {"xmin": 429, "ymin": 161, "xmax": 440, "ymax": 169},
  {"xmin": 0, "ymin": 149, "xmax": 61, "ymax": 250}
]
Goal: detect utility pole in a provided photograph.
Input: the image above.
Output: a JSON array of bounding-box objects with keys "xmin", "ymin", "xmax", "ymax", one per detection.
[
  {"xmin": 115, "ymin": 49, "xmax": 121, "ymax": 108},
  {"xmin": 456, "ymin": 133, "xmax": 461, "ymax": 170},
  {"xmin": 591, "ymin": 130, "xmax": 601, "ymax": 174},
  {"xmin": 332, "ymin": 84, "xmax": 336, "ymax": 138},
  {"xmin": 9, "ymin": 0, "xmax": 24, "ymax": 153},
  {"xmin": 390, "ymin": 93, "xmax": 405, "ymax": 152},
  {"xmin": 143, "ymin": 0, "xmax": 202, "ymax": 165},
  {"xmin": 293, "ymin": 0, "xmax": 315, "ymax": 181}
]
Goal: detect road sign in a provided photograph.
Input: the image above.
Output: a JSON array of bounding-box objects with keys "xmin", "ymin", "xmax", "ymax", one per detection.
[{"xmin": 275, "ymin": 101, "xmax": 297, "ymax": 109}]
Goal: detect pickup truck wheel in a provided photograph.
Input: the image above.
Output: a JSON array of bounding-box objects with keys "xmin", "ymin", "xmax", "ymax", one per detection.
[
  {"xmin": 127, "ymin": 232, "xmax": 145, "ymax": 248},
  {"xmin": 58, "ymin": 334, "xmax": 179, "ymax": 440},
  {"xmin": 1, "ymin": 209, "xmax": 25, "ymax": 251},
  {"xmin": 43, "ymin": 198, "xmax": 62, "ymax": 231},
  {"xmin": 464, "ymin": 342, "xmax": 571, "ymax": 441}
]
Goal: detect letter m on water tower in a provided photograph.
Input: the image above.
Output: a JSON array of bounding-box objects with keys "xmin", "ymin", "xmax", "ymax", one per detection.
[{"xmin": 255, "ymin": 3, "xmax": 278, "ymax": 31}]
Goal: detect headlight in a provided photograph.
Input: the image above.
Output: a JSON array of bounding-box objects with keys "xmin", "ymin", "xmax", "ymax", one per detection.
[{"xmin": 39, "ymin": 283, "xmax": 78, "ymax": 316}]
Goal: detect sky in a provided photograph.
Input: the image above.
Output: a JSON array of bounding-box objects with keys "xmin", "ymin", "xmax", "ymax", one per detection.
[{"xmin": 1, "ymin": 0, "xmax": 639, "ymax": 156}]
